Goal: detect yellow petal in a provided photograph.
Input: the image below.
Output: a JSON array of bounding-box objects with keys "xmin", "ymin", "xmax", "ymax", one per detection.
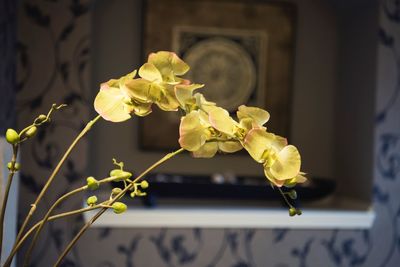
[
  {"xmin": 124, "ymin": 79, "xmax": 153, "ymax": 103},
  {"xmin": 139, "ymin": 63, "xmax": 162, "ymax": 82},
  {"xmin": 218, "ymin": 141, "xmax": 243, "ymax": 153},
  {"xmin": 179, "ymin": 111, "xmax": 207, "ymax": 151},
  {"xmin": 156, "ymin": 86, "xmax": 179, "ymax": 111},
  {"xmin": 192, "ymin": 142, "xmax": 218, "ymax": 158},
  {"xmin": 208, "ymin": 106, "xmax": 236, "ymax": 136},
  {"xmin": 270, "ymin": 145, "xmax": 301, "ymax": 180},
  {"xmin": 175, "ymin": 83, "xmax": 204, "ymax": 108},
  {"xmin": 242, "ymin": 128, "xmax": 275, "ymax": 162},
  {"xmin": 264, "ymin": 169, "xmax": 286, "ymax": 187},
  {"xmin": 148, "ymin": 51, "xmax": 189, "ymax": 76},
  {"xmin": 237, "ymin": 105, "xmax": 270, "ymax": 126},
  {"xmin": 131, "ymin": 101, "xmax": 152, "ymax": 117},
  {"xmin": 94, "ymin": 88, "xmax": 131, "ymax": 122}
]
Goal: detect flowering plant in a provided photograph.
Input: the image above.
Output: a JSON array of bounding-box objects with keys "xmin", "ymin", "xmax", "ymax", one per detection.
[{"xmin": 0, "ymin": 51, "xmax": 305, "ymax": 266}]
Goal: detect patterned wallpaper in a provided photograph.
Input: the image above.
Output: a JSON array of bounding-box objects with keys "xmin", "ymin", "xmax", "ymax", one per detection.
[{"xmin": 14, "ymin": 0, "xmax": 400, "ymax": 266}]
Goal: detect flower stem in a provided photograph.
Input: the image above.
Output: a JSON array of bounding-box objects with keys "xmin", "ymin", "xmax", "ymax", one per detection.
[
  {"xmin": 22, "ymin": 186, "xmax": 87, "ymax": 267},
  {"xmin": 0, "ymin": 145, "xmax": 18, "ymax": 261},
  {"xmin": 22, "ymin": 175, "xmax": 116, "ymax": 266},
  {"xmin": 54, "ymin": 148, "xmax": 185, "ymax": 266},
  {"xmin": 3, "ymin": 205, "xmax": 102, "ymax": 267},
  {"xmin": 15, "ymin": 115, "xmax": 101, "ymax": 245}
]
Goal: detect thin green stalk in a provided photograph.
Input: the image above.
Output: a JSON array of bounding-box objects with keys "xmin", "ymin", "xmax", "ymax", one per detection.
[
  {"xmin": 3, "ymin": 205, "xmax": 102, "ymax": 267},
  {"xmin": 54, "ymin": 148, "xmax": 185, "ymax": 266},
  {"xmin": 22, "ymin": 186, "xmax": 87, "ymax": 266},
  {"xmin": 0, "ymin": 145, "xmax": 18, "ymax": 260},
  {"xmin": 15, "ymin": 115, "xmax": 101, "ymax": 244},
  {"xmin": 23, "ymin": 175, "xmax": 116, "ymax": 266}
]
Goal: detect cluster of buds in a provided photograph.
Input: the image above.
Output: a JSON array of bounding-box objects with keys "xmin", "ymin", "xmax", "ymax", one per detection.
[{"xmin": 85, "ymin": 159, "xmax": 149, "ymax": 215}]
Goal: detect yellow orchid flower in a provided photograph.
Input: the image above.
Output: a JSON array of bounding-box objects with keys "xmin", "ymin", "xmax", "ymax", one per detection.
[
  {"xmin": 179, "ymin": 109, "xmax": 242, "ymax": 158},
  {"xmin": 94, "ymin": 70, "xmax": 153, "ymax": 122},
  {"xmin": 242, "ymin": 128, "xmax": 305, "ymax": 187},
  {"xmin": 124, "ymin": 52, "xmax": 191, "ymax": 112}
]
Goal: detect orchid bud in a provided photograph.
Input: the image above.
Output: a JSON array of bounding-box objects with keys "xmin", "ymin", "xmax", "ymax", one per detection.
[
  {"xmin": 36, "ymin": 114, "xmax": 47, "ymax": 123},
  {"xmin": 87, "ymin": 196, "xmax": 98, "ymax": 206},
  {"xmin": 112, "ymin": 202, "xmax": 127, "ymax": 214},
  {"xmin": 289, "ymin": 207, "xmax": 297, "ymax": 217},
  {"xmin": 6, "ymin": 129, "xmax": 19, "ymax": 145},
  {"xmin": 25, "ymin": 126, "xmax": 37, "ymax": 138},
  {"xmin": 110, "ymin": 169, "xmax": 132, "ymax": 181},
  {"xmin": 7, "ymin": 162, "xmax": 20, "ymax": 171},
  {"xmin": 111, "ymin": 188, "xmax": 123, "ymax": 195},
  {"xmin": 86, "ymin": 176, "xmax": 99, "ymax": 190},
  {"xmin": 140, "ymin": 180, "xmax": 149, "ymax": 189}
]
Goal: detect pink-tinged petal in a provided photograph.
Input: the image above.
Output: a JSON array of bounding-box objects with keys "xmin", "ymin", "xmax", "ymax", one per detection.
[
  {"xmin": 242, "ymin": 128, "xmax": 275, "ymax": 162},
  {"xmin": 94, "ymin": 88, "xmax": 131, "ymax": 122},
  {"xmin": 218, "ymin": 141, "xmax": 243, "ymax": 153},
  {"xmin": 139, "ymin": 63, "xmax": 162, "ymax": 82},
  {"xmin": 192, "ymin": 142, "xmax": 218, "ymax": 158},
  {"xmin": 179, "ymin": 111, "xmax": 207, "ymax": 151},
  {"xmin": 208, "ymin": 106, "xmax": 236, "ymax": 136},
  {"xmin": 270, "ymin": 145, "xmax": 301, "ymax": 180},
  {"xmin": 148, "ymin": 51, "xmax": 189, "ymax": 76},
  {"xmin": 264, "ymin": 169, "xmax": 285, "ymax": 187},
  {"xmin": 237, "ymin": 105, "xmax": 270, "ymax": 126}
]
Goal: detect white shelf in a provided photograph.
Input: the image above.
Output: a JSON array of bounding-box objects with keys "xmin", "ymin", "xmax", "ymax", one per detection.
[{"xmin": 83, "ymin": 207, "xmax": 375, "ymax": 229}]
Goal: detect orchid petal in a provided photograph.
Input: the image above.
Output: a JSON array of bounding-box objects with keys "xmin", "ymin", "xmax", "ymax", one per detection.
[
  {"xmin": 175, "ymin": 83, "xmax": 204, "ymax": 108},
  {"xmin": 179, "ymin": 111, "xmax": 207, "ymax": 151},
  {"xmin": 270, "ymin": 145, "xmax": 301, "ymax": 180},
  {"xmin": 218, "ymin": 141, "xmax": 243, "ymax": 153},
  {"xmin": 192, "ymin": 142, "xmax": 218, "ymax": 158},
  {"xmin": 237, "ymin": 105, "xmax": 270, "ymax": 126},
  {"xmin": 139, "ymin": 63, "xmax": 162, "ymax": 82},
  {"xmin": 208, "ymin": 106, "xmax": 236, "ymax": 136},
  {"xmin": 94, "ymin": 88, "xmax": 131, "ymax": 122},
  {"xmin": 242, "ymin": 128, "xmax": 275, "ymax": 162}
]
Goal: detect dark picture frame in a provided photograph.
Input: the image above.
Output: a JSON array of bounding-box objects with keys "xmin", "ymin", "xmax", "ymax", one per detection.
[{"xmin": 141, "ymin": 0, "xmax": 296, "ymax": 151}]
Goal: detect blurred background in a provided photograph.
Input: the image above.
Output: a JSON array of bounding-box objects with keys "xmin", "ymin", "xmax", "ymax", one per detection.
[{"xmin": 1, "ymin": 0, "xmax": 400, "ymax": 266}]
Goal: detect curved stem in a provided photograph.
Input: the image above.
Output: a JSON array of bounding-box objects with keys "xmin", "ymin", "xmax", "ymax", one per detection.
[
  {"xmin": 15, "ymin": 115, "xmax": 101, "ymax": 244},
  {"xmin": 3, "ymin": 205, "xmax": 102, "ymax": 267},
  {"xmin": 0, "ymin": 145, "xmax": 18, "ymax": 260},
  {"xmin": 54, "ymin": 148, "xmax": 185, "ymax": 266},
  {"xmin": 22, "ymin": 186, "xmax": 87, "ymax": 266}
]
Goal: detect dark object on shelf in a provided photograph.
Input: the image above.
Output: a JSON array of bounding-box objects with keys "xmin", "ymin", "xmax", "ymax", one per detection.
[{"xmin": 139, "ymin": 173, "xmax": 336, "ymax": 207}]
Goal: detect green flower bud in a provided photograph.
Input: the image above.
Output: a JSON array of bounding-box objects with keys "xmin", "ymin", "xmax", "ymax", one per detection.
[
  {"xmin": 288, "ymin": 190, "xmax": 297, "ymax": 200},
  {"xmin": 110, "ymin": 169, "xmax": 132, "ymax": 181},
  {"xmin": 140, "ymin": 180, "xmax": 149, "ymax": 189},
  {"xmin": 130, "ymin": 191, "xmax": 136, "ymax": 198},
  {"xmin": 296, "ymin": 209, "xmax": 302, "ymax": 216},
  {"xmin": 111, "ymin": 188, "xmax": 123, "ymax": 195},
  {"xmin": 5, "ymin": 129, "xmax": 20, "ymax": 145},
  {"xmin": 37, "ymin": 114, "xmax": 47, "ymax": 122},
  {"xmin": 25, "ymin": 126, "xmax": 37, "ymax": 138},
  {"xmin": 86, "ymin": 196, "xmax": 98, "ymax": 206},
  {"xmin": 7, "ymin": 162, "xmax": 20, "ymax": 171},
  {"xmin": 86, "ymin": 176, "xmax": 99, "ymax": 190},
  {"xmin": 112, "ymin": 202, "xmax": 127, "ymax": 214},
  {"xmin": 289, "ymin": 207, "xmax": 297, "ymax": 217}
]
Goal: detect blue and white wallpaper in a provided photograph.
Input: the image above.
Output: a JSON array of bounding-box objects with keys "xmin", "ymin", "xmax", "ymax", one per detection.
[{"xmin": 13, "ymin": 0, "xmax": 400, "ymax": 266}]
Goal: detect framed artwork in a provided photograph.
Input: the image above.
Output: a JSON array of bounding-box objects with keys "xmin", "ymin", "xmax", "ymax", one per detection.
[{"xmin": 141, "ymin": 0, "xmax": 296, "ymax": 151}]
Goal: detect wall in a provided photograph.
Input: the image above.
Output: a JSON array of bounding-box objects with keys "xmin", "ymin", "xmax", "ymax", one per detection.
[{"xmin": 13, "ymin": 0, "xmax": 400, "ymax": 266}]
